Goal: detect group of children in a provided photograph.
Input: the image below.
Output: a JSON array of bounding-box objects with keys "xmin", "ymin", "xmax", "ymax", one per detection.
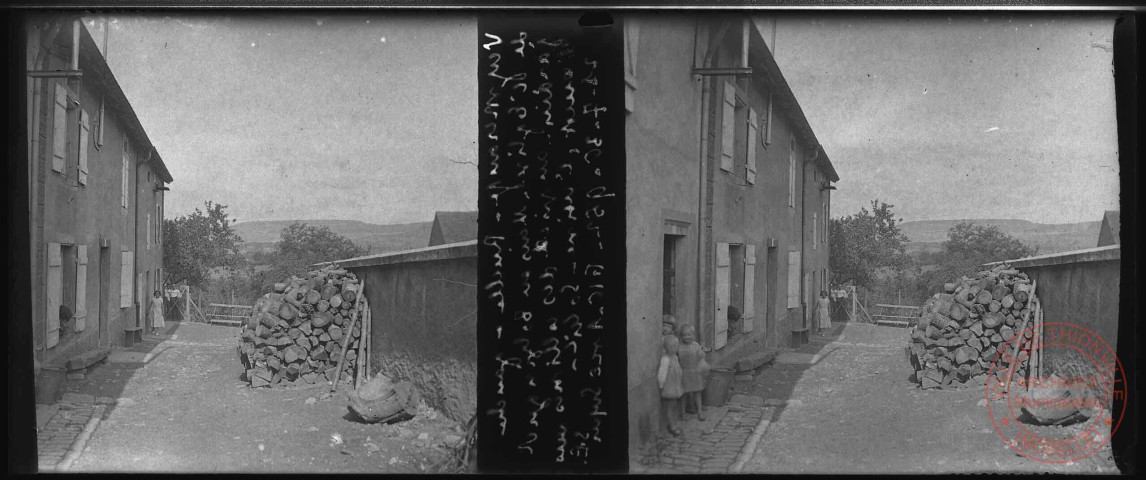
[{"xmin": 656, "ymin": 315, "xmax": 710, "ymax": 437}]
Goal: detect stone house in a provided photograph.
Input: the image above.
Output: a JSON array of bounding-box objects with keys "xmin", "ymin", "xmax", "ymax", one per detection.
[
  {"xmin": 623, "ymin": 14, "xmax": 839, "ymax": 446},
  {"xmin": 27, "ymin": 16, "xmax": 172, "ymax": 371}
]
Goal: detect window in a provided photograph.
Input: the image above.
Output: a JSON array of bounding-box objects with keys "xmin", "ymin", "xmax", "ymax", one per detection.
[
  {"xmin": 788, "ymin": 136, "xmax": 796, "ymax": 208},
  {"xmin": 52, "ymin": 84, "xmax": 68, "ymax": 173},
  {"xmin": 120, "ymin": 251, "xmax": 134, "ymax": 308},
  {"xmin": 786, "ymin": 250, "xmax": 800, "ymax": 308},
  {"xmin": 813, "ymin": 212, "xmax": 818, "ymax": 250},
  {"xmin": 121, "ymin": 143, "xmax": 130, "ymax": 209},
  {"xmin": 96, "ymin": 96, "xmax": 105, "ymax": 149},
  {"xmin": 746, "ymin": 107, "xmax": 758, "ymax": 184},
  {"xmin": 822, "ymin": 200, "xmax": 829, "ymax": 244},
  {"xmin": 157, "ymin": 203, "xmax": 162, "ymax": 244},
  {"xmin": 78, "ymin": 109, "xmax": 90, "ymax": 185},
  {"xmin": 764, "ymin": 93, "xmax": 773, "ymax": 146}
]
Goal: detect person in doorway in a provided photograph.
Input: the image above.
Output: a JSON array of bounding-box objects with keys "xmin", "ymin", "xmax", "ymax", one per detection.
[
  {"xmin": 657, "ymin": 334, "xmax": 684, "ymax": 436},
  {"xmin": 816, "ymin": 290, "xmax": 832, "ymax": 336},
  {"xmin": 59, "ymin": 304, "xmax": 74, "ymax": 337},
  {"xmin": 149, "ymin": 290, "xmax": 165, "ymax": 336},
  {"xmin": 676, "ymin": 324, "xmax": 710, "ymax": 421}
]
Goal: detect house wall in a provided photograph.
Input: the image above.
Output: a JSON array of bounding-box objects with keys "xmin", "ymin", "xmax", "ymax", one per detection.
[
  {"xmin": 623, "ymin": 17, "xmax": 706, "ymax": 446},
  {"xmin": 623, "ymin": 17, "xmax": 835, "ymax": 447},
  {"xmin": 1012, "ymin": 249, "xmax": 1120, "ymax": 368},
  {"xmin": 28, "ymin": 20, "xmax": 165, "ymax": 367},
  {"xmin": 346, "ymin": 243, "xmax": 478, "ymax": 423}
]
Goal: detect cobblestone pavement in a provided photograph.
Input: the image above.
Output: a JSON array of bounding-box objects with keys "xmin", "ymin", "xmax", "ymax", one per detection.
[
  {"xmin": 630, "ymin": 399, "xmax": 771, "ymax": 474},
  {"xmin": 36, "ymin": 396, "xmax": 110, "ymax": 471}
]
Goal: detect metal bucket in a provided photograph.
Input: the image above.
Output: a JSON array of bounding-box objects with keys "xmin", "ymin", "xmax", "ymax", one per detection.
[
  {"xmin": 702, "ymin": 367, "xmax": 735, "ymax": 407},
  {"xmin": 36, "ymin": 367, "xmax": 66, "ymax": 405}
]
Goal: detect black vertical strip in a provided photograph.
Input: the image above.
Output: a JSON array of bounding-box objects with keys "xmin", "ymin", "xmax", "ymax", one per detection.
[
  {"xmin": 5, "ymin": 9, "xmax": 38, "ymax": 476},
  {"xmin": 1111, "ymin": 12, "xmax": 1140, "ymax": 476},
  {"xmin": 476, "ymin": 13, "xmax": 626, "ymax": 474}
]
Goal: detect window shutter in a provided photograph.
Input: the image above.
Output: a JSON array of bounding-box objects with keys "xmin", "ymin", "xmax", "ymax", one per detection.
[
  {"xmin": 788, "ymin": 140, "xmax": 796, "ymax": 207},
  {"xmin": 47, "ymin": 243, "xmax": 63, "ymax": 349},
  {"xmin": 813, "ymin": 213, "xmax": 818, "ymax": 250},
  {"xmin": 720, "ymin": 85, "xmax": 736, "ymax": 172},
  {"xmin": 714, "ymin": 242, "xmax": 731, "ymax": 349},
  {"xmin": 121, "ymin": 251, "xmax": 134, "ymax": 308},
  {"xmin": 146, "ymin": 213, "xmax": 151, "ymax": 249},
  {"xmin": 743, "ymin": 244, "xmax": 756, "ymax": 333},
  {"xmin": 78, "ymin": 109, "xmax": 90, "ymax": 185},
  {"xmin": 121, "ymin": 152, "xmax": 129, "ymax": 208},
  {"xmin": 764, "ymin": 93, "xmax": 773, "ymax": 145},
  {"xmin": 746, "ymin": 108, "xmax": 758, "ymax": 184},
  {"xmin": 75, "ymin": 245, "xmax": 88, "ymax": 332},
  {"xmin": 52, "ymin": 85, "xmax": 68, "ymax": 173},
  {"xmin": 787, "ymin": 250, "xmax": 800, "ymax": 308},
  {"xmin": 97, "ymin": 96, "xmax": 105, "ymax": 148}
]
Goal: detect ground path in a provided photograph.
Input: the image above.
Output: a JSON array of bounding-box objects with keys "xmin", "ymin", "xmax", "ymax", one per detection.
[{"xmin": 45, "ymin": 321, "xmax": 464, "ymax": 473}]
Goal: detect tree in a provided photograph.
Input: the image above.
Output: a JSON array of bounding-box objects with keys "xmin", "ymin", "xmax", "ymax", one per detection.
[
  {"xmin": 829, "ymin": 199, "xmax": 911, "ymax": 288},
  {"xmin": 917, "ymin": 222, "xmax": 1038, "ymax": 295},
  {"xmin": 162, "ymin": 201, "xmax": 244, "ymax": 288},
  {"xmin": 249, "ymin": 223, "xmax": 369, "ymax": 294}
]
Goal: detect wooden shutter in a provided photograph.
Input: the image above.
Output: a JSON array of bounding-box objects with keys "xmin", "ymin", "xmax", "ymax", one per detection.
[
  {"xmin": 715, "ymin": 242, "xmax": 730, "ymax": 349},
  {"xmin": 720, "ymin": 84, "xmax": 735, "ymax": 172},
  {"xmin": 75, "ymin": 245, "xmax": 88, "ymax": 332},
  {"xmin": 764, "ymin": 93, "xmax": 773, "ymax": 145},
  {"xmin": 743, "ymin": 244, "xmax": 756, "ymax": 333},
  {"xmin": 121, "ymin": 151, "xmax": 129, "ymax": 208},
  {"xmin": 78, "ymin": 109, "xmax": 90, "ymax": 185},
  {"xmin": 52, "ymin": 85, "xmax": 68, "ymax": 173},
  {"xmin": 813, "ymin": 213, "xmax": 818, "ymax": 250},
  {"xmin": 47, "ymin": 243, "xmax": 63, "ymax": 348},
  {"xmin": 146, "ymin": 213, "xmax": 151, "ymax": 249},
  {"xmin": 787, "ymin": 250, "xmax": 800, "ymax": 308},
  {"xmin": 120, "ymin": 251, "xmax": 134, "ymax": 308},
  {"xmin": 788, "ymin": 140, "xmax": 796, "ymax": 207},
  {"xmin": 746, "ymin": 108, "xmax": 758, "ymax": 184},
  {"xmin": 97, "ymin": 96, "xmax": 105, "ymax": 148}
]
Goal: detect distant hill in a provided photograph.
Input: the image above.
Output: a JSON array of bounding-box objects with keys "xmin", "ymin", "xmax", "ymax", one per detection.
[
  {"xmin": 900, "ymin": 219, "xmax": 1102, "ymax": 257},
  {"xmin": 233, "ymin": 219, "xmax": 433, "ymax": 257}
]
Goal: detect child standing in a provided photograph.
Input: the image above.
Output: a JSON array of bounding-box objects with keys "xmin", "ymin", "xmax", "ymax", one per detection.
[
  {"xmin": 657, "ymin": 334, "xmax": 684, "ymax": 436},
  {"xmin": 676, "ymin": 324, "xmax": 710, "ymax": 421}
]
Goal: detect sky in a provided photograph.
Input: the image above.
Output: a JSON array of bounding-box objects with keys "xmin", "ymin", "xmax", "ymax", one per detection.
[
  {"xmin": 87, "ymin": 12, "xmax": 1119, "ymax": 226},
  {"xmin": 768, "ymin": 13, "xmax": 1119, "ymax": 224},
  {"xmin": 86, "ymin": 14, "xmax": 478, "ymax": 225}
]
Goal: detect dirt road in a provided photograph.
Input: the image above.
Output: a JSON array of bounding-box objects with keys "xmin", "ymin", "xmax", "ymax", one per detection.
[
  {"xmin": 63, "ymin": 321, "xmax": 465, "ymax": 473},
  {"xmin": 736, "ymin": 322, "xmax": 1118, "ymax": 474}
]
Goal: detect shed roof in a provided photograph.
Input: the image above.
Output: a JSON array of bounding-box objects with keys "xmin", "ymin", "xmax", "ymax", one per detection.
[
  {"xmin": 322, "ymin": 240, "xmax": 478, "ymax": 270},
  {"xmin": 429, "ymin": 210, "xmax": 479, "ymax": 246},
  {"xmin": 1098, "ymin": 210, "xmax": 1120, "ymax": 246},
  {"xmin": 983, "ymin": 244, "xmax": 1120, "ymax": 270}
]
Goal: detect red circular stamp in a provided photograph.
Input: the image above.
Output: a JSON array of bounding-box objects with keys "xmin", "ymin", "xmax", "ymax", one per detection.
[{"xmin": 985, "ymin": 322, "xmax": 1126, "ymax": 464}]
